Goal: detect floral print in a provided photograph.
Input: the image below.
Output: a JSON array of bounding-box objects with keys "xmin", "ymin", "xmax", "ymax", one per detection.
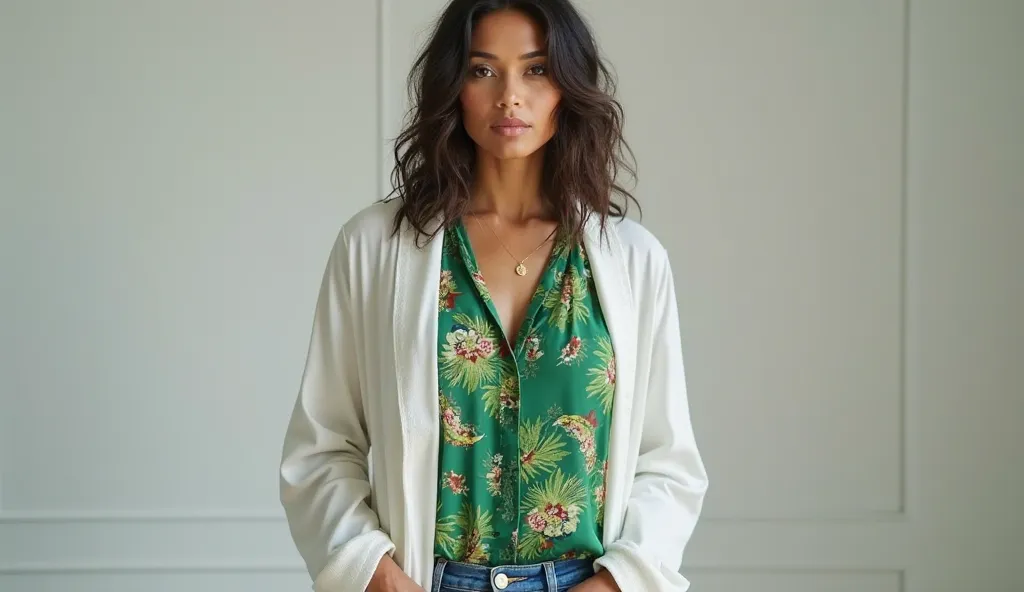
[
  {"xmin": 440, "ymin": 314, "xmax": 500, "ymax": 392},
  {"xmin": 519, "ymin": 417, "xmax": 569, "ymax": 482},
  {"xmin": 585, "ymin": 337, "xmax": 616, "ymax": 414},
  {"xmin": 593, "ymin": 460, "xmax": 608, "ymax": 526},
  {"xmin": 518, "ymin": 469, "xmax": 587, "ymax": 560},
  {"xmin": 434, "ymin": 221, "xmax": 613, "ymax": 565},
  {"xmin": 521, "ymin": 332, "xmax": 545, "ymax": 378},
  {"xmin": 554, "ymin": 411, "xmax": 599, "ymax": 473},
  {"xmin": 541, "ymin": 266, "xmax": 591, "ymax": 330},
  {"xmin": 438, "ymin": 269, "xmax": 460, "ymax": 311},
  {"xmin": 435, "ymin": 501, "xmax": 494, "ymax": 565},
  {"xmin": 439, "ymin": 392, "xmax": 484, "ymax": 447},
  {"xmin": 482, "ymin": 361, "xmax": 520, "ymax": 425},
  {"xmin": 557, "ymin": 335, "xmax": 586, "ymax": 366},
  {"xmin": 444, "ymin": 470, "xmax": 469, "ymax": 495}
]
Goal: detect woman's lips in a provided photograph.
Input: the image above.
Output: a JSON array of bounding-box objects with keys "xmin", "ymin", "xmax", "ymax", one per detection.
[
  {"xmin": 492, "ymin": 125, "xmax": 530, "ymax": 136},
  {"xmin": 492, "ymin": 117, "xmax": 531, "ymax": 136}
]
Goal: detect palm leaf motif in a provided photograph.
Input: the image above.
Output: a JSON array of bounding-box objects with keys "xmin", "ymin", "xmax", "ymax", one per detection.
[
  {"xmin": 585, "ymin": 337, "xmax": 616, "ymax": 414},
  {"xmin": 440, "ymin": 313, "xmax": 500, "ymax": 391},
  {"xmin": 553, "ymin": 411, "xmax": 599, "ymax": 472},
  {"xmin": 470, "ymin": 271, "xmax": 492, "ymax": 301},
  {"xmin": 556, "ymin": 335, "xmax": 587, "ymax": 366},
  {"xmin": 519, "ymin": 417, "xmax": 569, "ymax": 482},
  {"xmin": 455, "ymin": 230, "xmax": 493, "ymax": 302},
  {"xmin": 434, "ymin": 499, "xmax": 458, "ymax": 556},
  {"xmin": 548, "ymin": 233, "xmax": 573, "ymax": 262},
  {"xmin": 518, "ymin": 469, "xmax": 587, "ymax": 560},
  {"xmin": 439, "ymin": 391, "xmax": 484, "ymax": 447},
  {"xmin": 438, "ymin": 269, "xmax": 461, "ymax": 312},
  {"xmin": 591, "ymin": 460, "xmax": 608, "ymax": 526},
  {"xmin": 443, "ymin": 226, "xmax": 463, "ymax": 259},
  {"xmin": 434, "ymin": 501, "xmax": 495, "ymax": 564},
  {"xmin": 481, "ymin": 358, "xmax": 519, "ymax": 425},
  {"xmin": 541, "ymin": 266, "xmax": 590, "ymax": 330},
  {"xmin": 520, "ymin": 331, "xmax": 545, "ymax": 379}
]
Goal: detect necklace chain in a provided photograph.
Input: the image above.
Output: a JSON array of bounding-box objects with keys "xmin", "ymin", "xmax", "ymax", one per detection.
[{"xmin": 471, "ymin": 215, "xmax": 558, "ymax": 277}]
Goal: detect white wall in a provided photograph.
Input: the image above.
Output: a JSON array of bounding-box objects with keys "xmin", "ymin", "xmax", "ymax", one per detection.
[{"xmin": 2, "ymin": 1, "xmax": 1021, "ymax": 591}]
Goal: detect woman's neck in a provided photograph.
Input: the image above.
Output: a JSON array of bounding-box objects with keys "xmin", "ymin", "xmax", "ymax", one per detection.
[{"xmin": 468, "ymin": 151, "xmax": 550, "ymax": 222}]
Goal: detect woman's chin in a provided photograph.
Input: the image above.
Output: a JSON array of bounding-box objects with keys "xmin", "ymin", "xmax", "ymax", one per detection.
[{"xmin": 479, "ymin": 142, "xmax": 545, "ymax": 162}]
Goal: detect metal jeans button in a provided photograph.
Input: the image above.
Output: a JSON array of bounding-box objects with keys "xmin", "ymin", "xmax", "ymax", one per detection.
[{"xmin": 493, "ymin": 572, "xmax": 509, "ymax": 589}]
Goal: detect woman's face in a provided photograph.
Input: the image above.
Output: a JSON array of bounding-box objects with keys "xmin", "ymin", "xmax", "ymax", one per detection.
[{"xmin": 459, "ymin": 9, "xmax": 561, "ymax": 161}]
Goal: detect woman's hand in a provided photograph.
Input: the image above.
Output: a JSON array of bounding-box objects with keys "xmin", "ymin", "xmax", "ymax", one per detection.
[
  {"xmin": 570, "ymin": 569, "xmax": 621, "ymax": 592},
  {"xmin": 367, "ymin": 554, "xmax": 426, "ymax": 592}
]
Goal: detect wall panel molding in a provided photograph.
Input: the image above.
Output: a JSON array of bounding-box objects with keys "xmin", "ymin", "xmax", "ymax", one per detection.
[{"xmin": 377, "ymin": 0, "xmax": 391, "ymax": 197}]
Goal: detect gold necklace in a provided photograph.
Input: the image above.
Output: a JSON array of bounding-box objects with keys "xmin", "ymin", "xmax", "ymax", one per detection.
[{"xmin": 472, "ymin": 216, "xmax": 558, "ymax": 276}]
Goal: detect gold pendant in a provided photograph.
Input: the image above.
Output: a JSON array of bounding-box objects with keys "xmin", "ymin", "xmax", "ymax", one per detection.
[{"xmin": 515, "ymin": 263, "xmax": 527, "ymax": 276}]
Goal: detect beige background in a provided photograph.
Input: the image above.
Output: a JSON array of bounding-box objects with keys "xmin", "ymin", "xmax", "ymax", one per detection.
[{"xmin": 2, "ymin": 0, "xmax": 1022, "ymax": 590}]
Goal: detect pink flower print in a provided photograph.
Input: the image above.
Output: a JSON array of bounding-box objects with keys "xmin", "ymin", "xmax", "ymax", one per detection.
[
  {"xmin": 526, "ymin": 502, "xmax": 583, "ymax": 539},
  {"xmin": 444, "ymin": 470, "xmax": 468, "ymax": 495},
  {"xmin": 438, "ymin": 270, "xmax": 460, "ymax": 311},
  {"xmin": 447, "ymin": 327, "xmax": 496, "ymax": 363},
  {"xmin": 545, "ymin": 503, "xmax": 569, "ymax": 522},
  {"xmin": 499, "ymin": 390, "xmax": 518, "ymax": 410},
  {"xmin": 485, "ymin": 454, "xmax": 503, "ymax": 496},
  {"xmin": 605, "ymin": 356, "xmax": 616, "ymax": 385},
  {"xmin": 524, "ymin": 335, "xmax": 544, "ymax": 362},
  {"xmin": 558, "ymin": 336, "xmax": 583, "ymax": 365},
  {"xmin": 559, "ymin": 279, "xmax": 573, "ymax": 308},
  {"xmin": 580, "ymin": 440, "xmax": 597, "ymax": 471},
  {"xmin": 526, "ymin": 510, "xmax": 547, "ymax": 533}
]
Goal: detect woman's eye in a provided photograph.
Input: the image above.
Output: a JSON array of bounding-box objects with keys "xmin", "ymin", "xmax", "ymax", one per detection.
[
  {"xmin": 472, "ymin": 66, "xmax": 493, "ymax": 78},
  {"xmin": 527, "ymin": 64, "xmax": 547, "ymax": 76}
]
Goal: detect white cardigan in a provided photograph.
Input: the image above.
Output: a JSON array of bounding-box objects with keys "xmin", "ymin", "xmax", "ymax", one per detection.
[{"xmin": 279, "ymin": 200, "xmax": 708, "ymax": 591}]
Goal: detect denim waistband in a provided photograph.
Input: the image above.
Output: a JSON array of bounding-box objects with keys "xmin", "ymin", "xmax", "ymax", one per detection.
[{"xmin": 431, "ymin": 557, "xmax": 594, "ymax": 592}]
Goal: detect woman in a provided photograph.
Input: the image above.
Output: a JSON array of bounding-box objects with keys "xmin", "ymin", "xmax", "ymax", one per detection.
[{"xmin": 279, "ymin": 1, "xmax": 708, "ymax": 590}]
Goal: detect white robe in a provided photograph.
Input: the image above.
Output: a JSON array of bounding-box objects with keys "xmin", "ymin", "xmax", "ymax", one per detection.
[{"xmin": 279, "ymin": 200, "xmax": 709, "ymax": 591}]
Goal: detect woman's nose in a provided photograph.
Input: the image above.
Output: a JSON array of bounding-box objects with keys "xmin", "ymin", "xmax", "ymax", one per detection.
[
  {"xmin": 497, "ymin": 95, "xmax": 521, "ymax": 109},
  {"xmin": 497, "ymin": 79, "xmax": 523, "ymax": 109}
]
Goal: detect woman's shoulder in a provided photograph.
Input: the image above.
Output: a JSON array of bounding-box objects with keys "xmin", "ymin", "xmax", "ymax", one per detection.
[
  {"xmin": 338, "ymin": 198, "xmax": 402, "ymax": 244},
  {"xmin": 606, "ymin": 215, "xmax": 671, "ymax": 268}
]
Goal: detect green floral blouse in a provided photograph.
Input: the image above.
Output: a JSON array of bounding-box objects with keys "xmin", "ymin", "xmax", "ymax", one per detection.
[{"xmin": 434, "ymin": 220, "xmax": 615, "ymax": 566}]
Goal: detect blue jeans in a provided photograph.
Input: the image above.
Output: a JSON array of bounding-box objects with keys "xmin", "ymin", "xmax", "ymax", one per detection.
[{"xmin": 430, "ymin": 557, "xmax": 595, "ymax": 592}]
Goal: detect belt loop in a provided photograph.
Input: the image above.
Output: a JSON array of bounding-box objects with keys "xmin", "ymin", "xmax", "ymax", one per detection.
[
  {"xmin": 430, "ymin": 558, "xmax": 447, "ymax": 592},
  {"xmin": 543, "ymin": 561, "xmax": 557, "ymax": 591}
]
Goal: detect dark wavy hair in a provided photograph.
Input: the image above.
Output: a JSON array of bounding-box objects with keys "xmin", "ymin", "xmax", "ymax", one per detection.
[{"xmin": 384, "ymin": 0, "xmax": 639, "ymax": 244}]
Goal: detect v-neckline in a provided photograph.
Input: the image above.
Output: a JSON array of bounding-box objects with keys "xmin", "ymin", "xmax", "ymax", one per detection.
[{"xmin": 452, "ymin": 218, "xmax": 563, "ymax": 356}]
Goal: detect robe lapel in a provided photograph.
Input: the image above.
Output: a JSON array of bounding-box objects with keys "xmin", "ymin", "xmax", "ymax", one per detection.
[
  {"xmin": 392, "ymin": 219, "xmax": 444, "ymax": 584},
  {"xmin": 583, "ymin": 217, "xmax": 637, "ymax": 544}
]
